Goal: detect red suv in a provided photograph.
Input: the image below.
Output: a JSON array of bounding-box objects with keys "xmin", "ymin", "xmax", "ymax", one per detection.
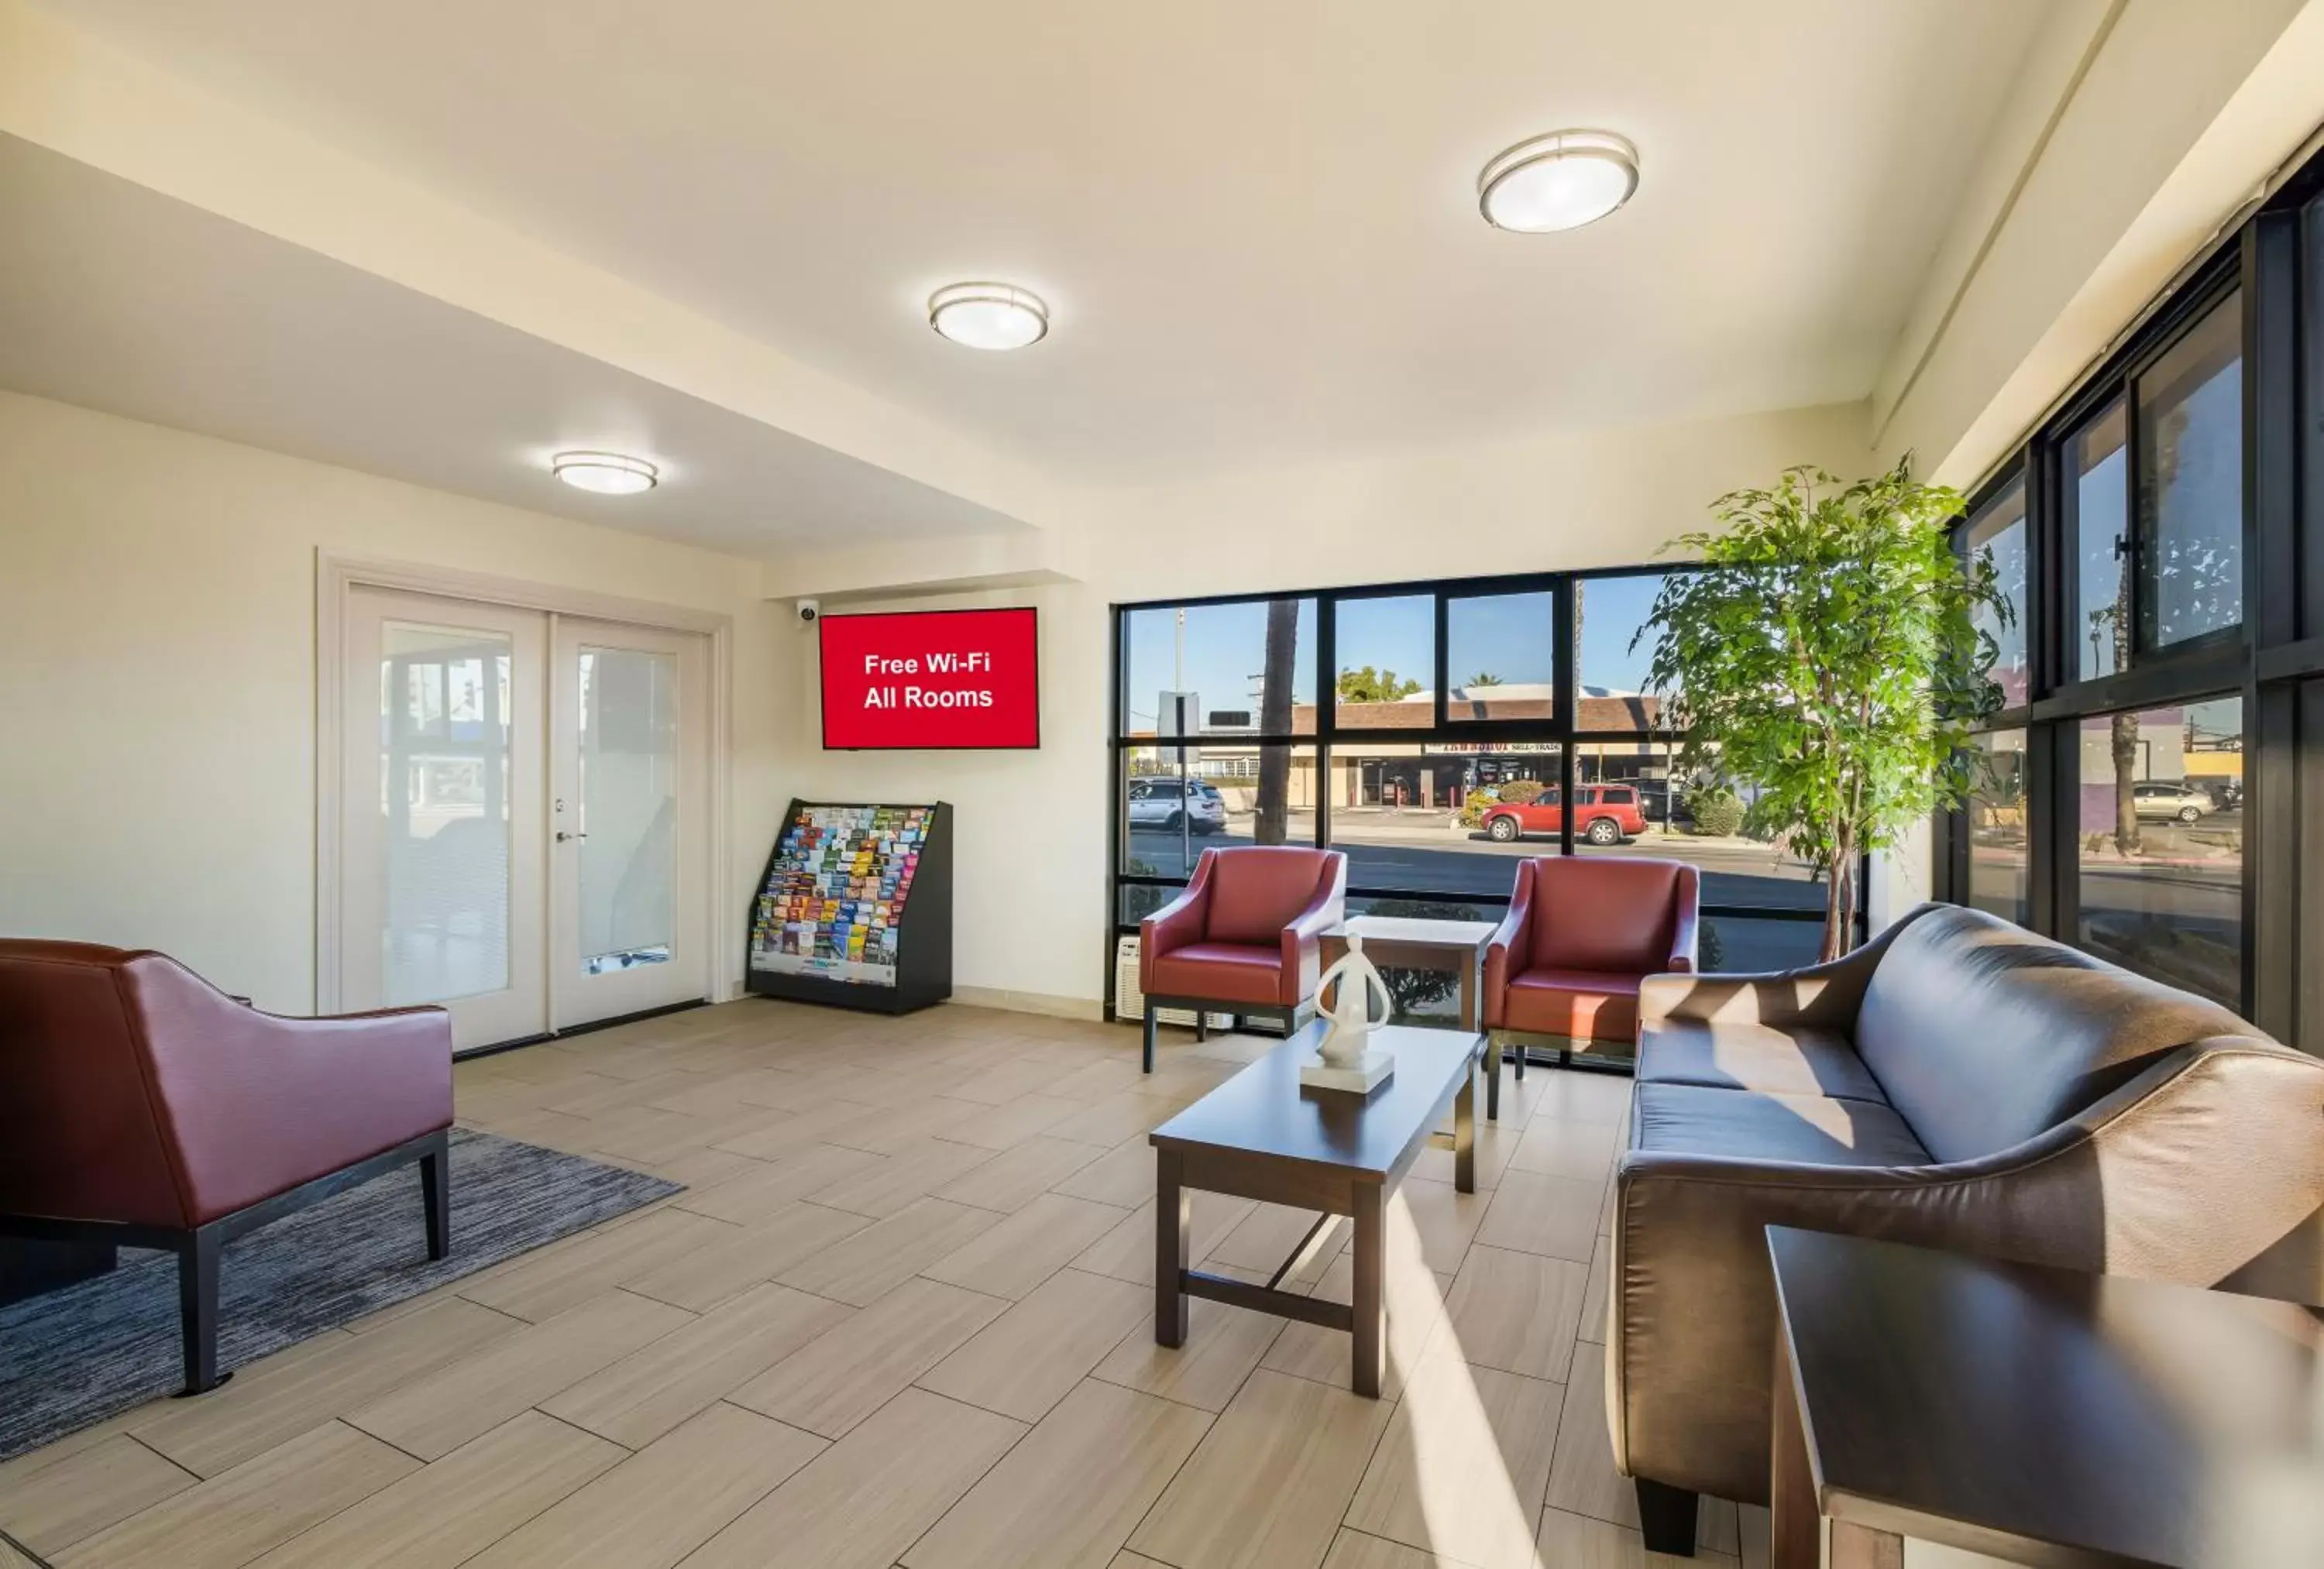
[{"xmin": 1481, "ymin": 784, "xmax": 1646, "ymax": 846}]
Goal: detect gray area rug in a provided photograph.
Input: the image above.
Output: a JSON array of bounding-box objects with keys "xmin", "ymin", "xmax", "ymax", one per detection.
[{"xmin": 0, "ymin": 1128, "xmax": 679, "ymax": 1462}]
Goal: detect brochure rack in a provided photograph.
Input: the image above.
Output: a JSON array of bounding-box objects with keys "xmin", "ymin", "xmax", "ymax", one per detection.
[{"xmin": 745, "ymin": 799, "xmax": 954, "ymax": 1014}]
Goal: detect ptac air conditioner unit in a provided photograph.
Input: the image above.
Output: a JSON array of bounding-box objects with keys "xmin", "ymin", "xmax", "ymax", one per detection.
[{"xmin": 1113, "ymin": 935, "xmax": 1232, "ymax": 1030}]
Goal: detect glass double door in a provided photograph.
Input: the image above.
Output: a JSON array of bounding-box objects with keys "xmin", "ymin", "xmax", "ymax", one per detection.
[{"xmin": 340, "ymin": 587, "xmax": 710, "ymax": 1049}]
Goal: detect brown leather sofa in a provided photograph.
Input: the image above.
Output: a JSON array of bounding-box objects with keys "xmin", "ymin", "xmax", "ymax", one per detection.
[
  {"xmin": 1607, "ymin": 903, "xmax": 2324, "ymax": 1555},
  {"xmin": 1482, "ymin": 856, "xmax": 1699, "ymax": 1117},
  {"xmin": 1139, "ymin": 846, "xmax": 1348, "ymax": 1071},
  {"xmin": 0, "ymin": 941, "xmax": 456, "ymax": 1394}
]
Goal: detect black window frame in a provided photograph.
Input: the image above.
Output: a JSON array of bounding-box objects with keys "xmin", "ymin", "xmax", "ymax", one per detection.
[{"xmin": 1106, "ymin": 564, "xmax": 1862, "ymax": 1044}]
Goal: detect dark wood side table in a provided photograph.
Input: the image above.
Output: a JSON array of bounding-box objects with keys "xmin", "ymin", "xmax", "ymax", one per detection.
[
  {"xmin": 1767, "ymin": 1226, "xmax": 2324, "ymax": 1568},
  {"xmin": 1150, "ymin": 1021, "xmax": 1481, "ymax": 1397},
  {"xmin": 1318, "ymin": 915, "xmax": 1500, "ymax": 1113}
]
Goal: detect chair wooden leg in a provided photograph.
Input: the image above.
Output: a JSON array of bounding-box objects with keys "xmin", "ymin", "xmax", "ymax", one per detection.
[
  {"xmin": 176, "ymin": 1224, "xmax": 226, "ymax": 1396},
  {"xmin": 1143, "ymin": 1005, "xmax": 1158, "ymax": 1073},
  {"xmin": 420, "ymin": 1137, "xmax": 451, "ymax": 1262}
]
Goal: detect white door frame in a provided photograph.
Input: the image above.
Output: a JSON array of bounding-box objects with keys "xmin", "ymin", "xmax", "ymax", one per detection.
[{"xmin": 317, "ymin": 551, "xmax": 734, "ymax": 1025}]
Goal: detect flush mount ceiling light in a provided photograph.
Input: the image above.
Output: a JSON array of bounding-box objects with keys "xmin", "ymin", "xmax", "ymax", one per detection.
[
  {"xmin": 927, "ymin": 282, "xmax": 1049, "ymax": 350},
  {"xmin": 551, "ymin": 451, "xmax": 658, "ymax": 495},
  {"xmin": 1477, "ymin": 129, "xmax": 1639, "ymax": 233}
]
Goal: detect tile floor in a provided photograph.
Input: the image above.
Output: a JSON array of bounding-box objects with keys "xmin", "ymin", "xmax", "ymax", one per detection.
[{"xmin": 0, "ymin": 999, "xmax": 1769, "ymax": 1569}]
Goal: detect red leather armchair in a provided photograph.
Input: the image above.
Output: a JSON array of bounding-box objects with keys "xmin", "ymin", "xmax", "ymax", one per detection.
[
  {"xmin": 1138, "ymin": 846, "xmax": 1347, "ymax": 1072},
  {"xmin": 0, "ymin": 941, "xmax": 456, "ymax": 1393},
  {"xmin": 1481, "ymin": 857, "xmax": 1699, "ymax": 1115}
]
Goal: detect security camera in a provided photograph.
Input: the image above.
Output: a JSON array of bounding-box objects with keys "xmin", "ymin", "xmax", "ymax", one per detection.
[{"xmin": 796, "ymin": 599, "xmax": 820, "ymax": 625}]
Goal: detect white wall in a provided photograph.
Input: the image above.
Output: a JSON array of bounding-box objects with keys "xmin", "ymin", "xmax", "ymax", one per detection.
[{"xmin": 0, "ymin": 389, "xmax": 789, "ymax": 1014}]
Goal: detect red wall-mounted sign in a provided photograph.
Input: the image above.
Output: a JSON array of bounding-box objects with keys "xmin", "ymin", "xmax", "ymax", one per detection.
[{"xmin": 818, "ymin": 608, "xmax": 1041, "ymax": 750}]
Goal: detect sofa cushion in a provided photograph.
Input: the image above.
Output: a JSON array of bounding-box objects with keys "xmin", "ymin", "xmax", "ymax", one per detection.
[
  {"xmin": 1632, "ymin": 1082, "xmax": 1930, "ymax": 1169},
  {"xmin": 1637, "ymin": 1019, "xmax": 1888, "ymax": 1104},
  {"xmin": 1504, "ymin": 967, "xmax": 1640, "ymax": 1042},
  {"xmin": 1855, "ymin": 905, "xmax": 2253, "ymax": 1163},
  {"xmin": 1148, "ymin": 941, "xmax": 1284, "ymax": 1007}
]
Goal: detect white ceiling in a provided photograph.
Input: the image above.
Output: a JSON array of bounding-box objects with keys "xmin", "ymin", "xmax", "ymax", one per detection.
[
  {"xmin": 33, "ymin": 0, "xmax": 2050, "ymax": 484},
  {"xmin": 0, "ymin": 132, "xmax": 1026, "ymax": 554}
]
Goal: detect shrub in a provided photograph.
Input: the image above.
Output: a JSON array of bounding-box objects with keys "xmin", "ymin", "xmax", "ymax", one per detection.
[
  {"xmin": 1494, "ymin": 778, "xmax": 1546, "ymax": 806},
  {"xmin": 1688, "ymin": 788, "xmax": 1745, "ymax": 838}
]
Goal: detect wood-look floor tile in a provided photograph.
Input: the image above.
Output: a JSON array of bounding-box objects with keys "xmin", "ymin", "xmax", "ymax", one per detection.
[
  {"xmin": 1090, "ymin": 1290, "xmax": 1282, "ymax": 1414},
  {"xmin": 827, "ymin": 1097, "xmax": 999, "ymax": 1156},
  {"xmin": 1440, "ymin": 1245, "xmax": 1589, "ymax": 1384},
  {"xmin": 711, "ymin": 1100, "xmax": 886, "ymax": 1162},
  {"xmin": 542, "ymin": 1283, "xmax": 853, "ymax": 1447},
  {"xmin": 1542, "ymin": 1340, "xmax": 1633, "ymax": 1530},
  {"xmin": 1048, "ymin": 1135, "xmax": 1155, "ymax": 1208},
  {"xmin": 1473, "ymin": 1171, "xmax": 1602, "ymax": 1263},
  {"xmin": 465, "ymin": 1402, "xmax": 824, "ymax": 1569},
  {"xmin": 941, "ymin": 1059, "xmax": 1071, "ymax": 1107},
  {"xmin": 918, "ymin": 1267, "xmax": 1151, "ymax": 1423},
  {"xmin": 349, "ymin": 1289, "xmax": 693, "ymax": 1460},
  {"xmin": 1129, "ymin": 1368, "xmax": 1391, "ymax": 1569},
  {"xmin": 775, "ymin": 1196, "xmax": 1003, "ymax": 1306},
  {"xmin": 937, "ymin": 1093, "xmax": 1089, "ymax": 1149},
  {"xmin": 1205, "ymin": 1202, "xmax": 1347, "ymax": 1282},
  {"xmin": 1319, "ymin": 1526, "xmax": 1481, "ymax": 1567},
  {"xmin": 672, "ymin": 1142, "xmax": 888, "ymax": 1224},
  {"xmin": 729, "ymin": 1278, "xmax": 1005, "ymax": 1438},
  {"xmin": 1073, "ymin": 1191, "xmax": 1255, "ymax": 1287},
  {"xmin": 1506, "ymin": 1111, "xmax": 1622, "ymax": 1183},
  {"xmin": 807, "ymin": 1136, "xmax": 996, "ymax": 1219},
  {"xmin": 0, "ymin": 1533, "xmax": 38, "ymax": 1569},
  {"xmin": 1262, "ymin": 1248, "xmax": 1447, "ymax": 1402},
  {"xmin": 902, "ymin": 1378, "xmax": 1212, "ymax": 1569},
  {"xmin": 458, "ymin": 1207, "xmax": 736, "ymax": 1321},
  {"xmin": 0, "ymin": 1435, "xmax": 193, "ymax": 1555},
  {"xmin": 934, "ymin": 1135, "xmax": 1105, "ymax": 1213},
  {"xmin": 621, "ymin": 1200, "xmax": 871, "ymax": 1311},
  {"xmin": 684, "ymin": 1388, "xmax": 1025, "ymax": 1569},
  {"xmin": 242, "ymin": 1409, "xmax": 622, "ymax": 1567},
  {"xmin": 1580, "ymin": 1235, "xmax": 1611, "ymax": 1345},
  {"xmin": 1345, "ymin": 1343, "xmax": 1566, "ymax": 1569},
  {"xmin": 1395, "ymin": 1177, "xmax": 1488, "ymax": 1279},
  {"xmin": 129, "ymin": 1297, "xmax": 521, "ymax": 1476},
  {"xmin": 1522, "ymin": 1072, "xmax": 1634, "ymax": 1127},
  {"xmin": 921, "ymin": 1191, "xmax": 1130, "ymax": 1299},
  {"xmin": 53, "ymin": 1421, "xmax": 416, "ymax": 1569},
  {"xmin": 1045, "ymin": 1089, "xmax": 1193, "ymax": 1148}
]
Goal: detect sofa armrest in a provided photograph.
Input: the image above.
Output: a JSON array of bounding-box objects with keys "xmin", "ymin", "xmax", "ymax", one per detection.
[
  {"xmin": 1607, "ymin": 1040, "xmax": 2324, "ymax": 1503},
  {"xmin": 1278, "ymin": 852, "xmax": 1349, "ymax": 1007},
  {"xmin": 1482, "ymin": 860, "xmax": 1538, "ymax": 1031}
]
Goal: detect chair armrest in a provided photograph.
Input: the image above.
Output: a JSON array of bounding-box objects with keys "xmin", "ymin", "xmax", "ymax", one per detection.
[
  {"xmin": 1140, "ymin": 853, "xmax": 1216, "ymax": 988},
  {"xmin": 1482, "ymin": 861, "xmax": 1538, "ymax": 1030},
  {"xmin": 1277, "ymin": 852, "xmax": 1349, "ymax": 1007},
  {"xmin": 124, "ymin": 957, "xmax": 455, "ymax": 1224},
  {"xmin": 1665, "ymin": 865, "xmax": 1700, "ymax": 973}
]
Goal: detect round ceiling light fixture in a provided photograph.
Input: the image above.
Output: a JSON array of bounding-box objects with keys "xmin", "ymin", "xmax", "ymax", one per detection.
[
  {"xmin": 551, "ymin": 451, "xmax": 658, "ymax": 495},
  {"xmin": 1477, "ymin": 129, "xmax": 1638, "ymax": 233},
  {"xmin": 927, "ymin": 282, "xmax": 1049, "ymax": 350}
]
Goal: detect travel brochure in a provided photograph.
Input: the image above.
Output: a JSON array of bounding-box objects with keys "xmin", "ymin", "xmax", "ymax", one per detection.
[{"xmin": 748, "ymin": 803, "xmax": 928, "ymax": 987}]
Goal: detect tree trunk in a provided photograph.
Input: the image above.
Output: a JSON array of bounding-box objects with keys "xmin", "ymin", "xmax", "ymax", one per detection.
[
  {"xmin": 1253, "ymin": 598, "xmax": 1300, "ymax": 846},
  {"xmin": 1820, "ymin": 841, "xmax": 1856, "ymax": 963},
  {"xmin": 2111, "ymin": 711, "xmax": 2141, "ymax": 856}
]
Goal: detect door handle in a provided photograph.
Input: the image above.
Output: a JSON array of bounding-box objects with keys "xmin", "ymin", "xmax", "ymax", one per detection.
[{"xmin": 556, "ymin": 830, "xmax": 588, "ymax": 842}]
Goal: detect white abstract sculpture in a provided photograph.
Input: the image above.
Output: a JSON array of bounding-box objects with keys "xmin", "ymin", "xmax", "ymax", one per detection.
[{"xmin": 1300, "ymin": 934, "xmax": 1396, "ymax": 1093}]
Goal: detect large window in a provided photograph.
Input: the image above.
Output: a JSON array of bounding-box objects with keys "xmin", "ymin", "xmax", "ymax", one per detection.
[
  {"xmin": 1938, "ymin": 170, "xmax": 2324, "ymax": 1048},
  {"xmin": 1111, "ymin": 572, "xmax": 1841, "ymax": 1055}
]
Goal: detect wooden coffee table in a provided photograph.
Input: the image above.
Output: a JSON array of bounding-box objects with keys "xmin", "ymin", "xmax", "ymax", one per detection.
[
  {"xmin": 1150, "ymin": 1020, "xmax": 1483, "ymax": 1397},
  {"xmin": 1768, "ymin": 1226, "xmax": 2324, "ymax": 1567}
]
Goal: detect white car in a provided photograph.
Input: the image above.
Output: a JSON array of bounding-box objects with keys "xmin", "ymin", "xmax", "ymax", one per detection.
[
  {"xmin": 2132, "ymin": 781, "xmax": 2212, "ymax": 823},
  {"xmin": 1128, "ymin": 777, "xmax": 1228, "ymax": 834}
]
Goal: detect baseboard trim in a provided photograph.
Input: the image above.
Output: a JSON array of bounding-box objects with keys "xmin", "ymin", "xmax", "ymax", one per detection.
[{"xmin": 949, "ymin": 986, "xmax": 1105, "ymax": 1021}]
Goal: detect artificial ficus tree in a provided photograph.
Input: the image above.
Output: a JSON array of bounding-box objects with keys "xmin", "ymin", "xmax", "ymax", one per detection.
[{"xmin": 1636, "ymin": 458, "xmax": 2008, "ymax": 961}]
